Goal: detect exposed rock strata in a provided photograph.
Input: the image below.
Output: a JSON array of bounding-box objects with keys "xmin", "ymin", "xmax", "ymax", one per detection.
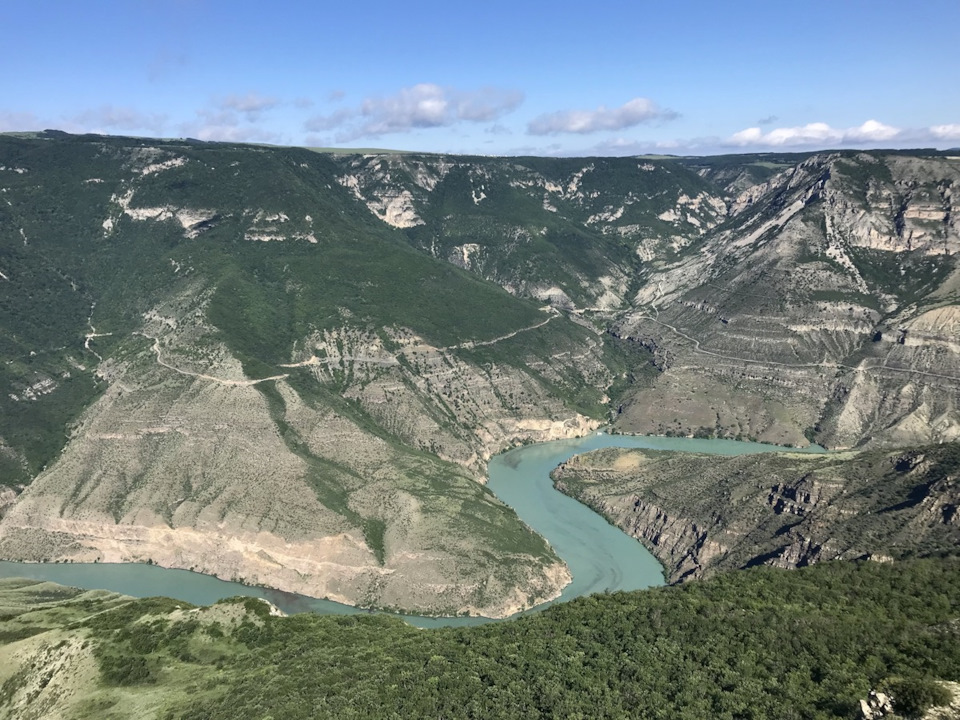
[
  {"xmin": 553, "ymin": 444, "xmax": 960, "ymax": 582},
  {"xmin": 0, "ymin": 295, "xmax": 593, "ymax": 616},
  {"xmin": 5, "ymin": 135, "xmax": 960, "ymax": 619},
  {"xmin": 615, "ymin": 153, "xmax": 960, "ymax": 448}
]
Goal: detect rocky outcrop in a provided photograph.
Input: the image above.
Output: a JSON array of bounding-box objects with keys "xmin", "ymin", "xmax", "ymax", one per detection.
[
  {"xmin": 553, "ymin": 485, "xmax": 725, "ymax": 582},
  {"xmin": 859, "ymin": 690, "xmax": 894, "ymax": 719},
  {"xmin": 614, "ymin": 152, "xmax": 960, "ymax": 449},
  {"xmin": 552, "ymin": 444, "xmax": 960, "ymax": 581},
  {"xmin": 332, "ymin": 154, "xmax": 727, "ymax": 310}
]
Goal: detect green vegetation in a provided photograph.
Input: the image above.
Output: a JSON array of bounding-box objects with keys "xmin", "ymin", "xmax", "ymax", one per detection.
[
  {"xmin": 343, "ymin": 152, "xmax": 722, "ymax": 306},
  {"xmin": 0, "ymin": 577, "xmax": 130, "ymax": 643},
  {"xmin": 2, "ymin": 560, "xmax": 958, "ymax": 718},
  {"xmin": 881, "ymin": 677, "xmax": 954, "ymax": 718},
  {"xmin": 0, "ymin": 133, "xmax": 635, "ymax": 490},
  {"xmin": 851, "ymin": 247, "xmax": 954, "ymax": 307},
  {"xmin": 677, "ymin": 151, "xmax": 815, "ymax": 192}
]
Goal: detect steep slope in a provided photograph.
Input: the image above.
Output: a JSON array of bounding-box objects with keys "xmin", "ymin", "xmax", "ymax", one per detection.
[
  {"xmin": 0, "ymin": 133, "xmax": 626, "ymax": 616},
  {"xmin": 331, "ymin": 153, "xmax": 727, "ymax": 309},
  {"xmin": 613, "ymin": 151, "xmax": 960, "ymax": 448},
  {"xmin": 553, "ymin": 442, "xmax": 960, "ymax": 582}
]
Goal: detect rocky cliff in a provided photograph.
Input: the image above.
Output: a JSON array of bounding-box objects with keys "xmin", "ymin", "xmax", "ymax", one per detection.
[
  {"xmin": 613, "ymin": 152, "xmax": 960, "ymax": 448},
  {"xmin": 553, "ymin": 444, "xmax": 960, "ymax": 582}
]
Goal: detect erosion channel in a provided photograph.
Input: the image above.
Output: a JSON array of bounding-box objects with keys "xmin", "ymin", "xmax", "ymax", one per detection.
[{"xmin": 0, "ymin": 433, "xmax": 822, "ymax": 628}]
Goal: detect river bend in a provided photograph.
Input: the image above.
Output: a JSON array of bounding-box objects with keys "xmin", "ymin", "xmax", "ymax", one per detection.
[{"xmin": 0, "ymin": 433, "xmax": 818, "ymax": 628}]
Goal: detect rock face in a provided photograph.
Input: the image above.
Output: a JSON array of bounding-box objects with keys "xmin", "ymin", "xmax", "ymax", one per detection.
[
  {"xmin": 333, "ymin": 154, "xmax": 727, "ymax": 311},
  {"xmin": 859, "ymin": 691, "xmax": 894, "ymax": 719},
  {"xmin": 552, "ymin": 444, "xmax": 960, "ymax": 582},
  {"xmin": 613, "ymin": 152, "xmax": 960, "ymax": 449}
]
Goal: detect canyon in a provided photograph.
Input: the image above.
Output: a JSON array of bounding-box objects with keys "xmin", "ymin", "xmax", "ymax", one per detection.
[{"xmin": 0, "ymin": 133, "xmax": 958, "ymax": 615}]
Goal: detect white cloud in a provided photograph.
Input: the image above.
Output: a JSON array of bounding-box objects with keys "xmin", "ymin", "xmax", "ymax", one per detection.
[
  {"xmin": 303, "ymin": 83, "xmax": 523, "ymax": 141},
  {"xmin": 527, "ymin": 98, "xmax": 677, "ymax": 136},
  {"xmin": 303, "ymin": 108, "xmax": 354, "ymax": 133},
  {"xmin": 930, "ymin": 124, "xmax": 960, "ymax": 140},
  {"xmin": 359, "ymin": 84, "xmax": 452, "ymax": 132},
  {"xmin": 454, "ymin": 87, "xmax": 524, "ymax": 122},
  {"xmin": 182, "ymin": 123, "xmax": 280, "ymax": 143},
  {"xmin": 178, "ymin": 105, "xmax": 280, "ymax": 143},
  {"xmin": 728, "ymin": 119, "xmax": 901, "ymax": 148},
  {"xmin": 845, "ymin": 119, "xmax": 901, "ymax": 142},
  {"xmin": 218, "ymin": 93, "xmax": 279, "ymax": 119}
]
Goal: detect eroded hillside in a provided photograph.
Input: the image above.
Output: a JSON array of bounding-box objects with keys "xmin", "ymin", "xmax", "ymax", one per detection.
[
  {"xmin": 553, "ymin": 443, "xmax": 960, "ymax": 582},
  {"xmin": 0, "ymin": 133, "xmax": 625, "ymax": 616},
  {"xmin": 1, "ymin": 134, "xmax": 959, "ymax": 615},
  {"xmin": 613, "ymin": 152, "xmax": 960, "ymax": 447}
]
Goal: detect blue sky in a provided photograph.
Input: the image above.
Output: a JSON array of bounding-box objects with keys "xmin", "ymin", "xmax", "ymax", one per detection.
[{"xmin": 2, "ymin": 0, "xmax": 958, "ymax": 156}]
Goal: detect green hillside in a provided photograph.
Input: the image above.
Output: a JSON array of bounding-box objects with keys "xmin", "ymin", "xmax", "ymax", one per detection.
[{"xmin": 0, "ymin": 560, "xmax": 957, "ymax": 719}]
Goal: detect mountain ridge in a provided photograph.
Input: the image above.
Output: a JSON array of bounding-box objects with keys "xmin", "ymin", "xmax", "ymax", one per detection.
[{"xmin": 1, "ymin": 132, "xmax": 958, "ymax": 615}]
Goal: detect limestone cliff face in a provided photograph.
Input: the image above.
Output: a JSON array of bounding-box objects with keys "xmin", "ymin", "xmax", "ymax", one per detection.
[
  {"xmin": 553, "ymin": 482, "xmax": 725, "ymax": 583},
  {"xmin": 552, "ymin": 445, "xmax": 960, "ymax": 581},
  {"xmin": 614, "ymin": 152, "xmax": 960, "ymax": 449},
  {"xmin": 818, "ymin": 304, "xmax": 960, "ymax": 448},
  {"xmin": 332, "ymin": 154, "xmax": 727, "ymax": 311},
  {"xmin": 822, "ymin": 155, "xmax": 960, "ymax": 256}
]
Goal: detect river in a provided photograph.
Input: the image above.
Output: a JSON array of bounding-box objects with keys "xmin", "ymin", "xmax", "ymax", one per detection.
[{"xmin": 0, "ymin": 432, "xmax": 821, "ymax": 628}]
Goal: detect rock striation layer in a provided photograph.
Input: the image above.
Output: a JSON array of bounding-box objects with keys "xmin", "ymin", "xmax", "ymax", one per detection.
[{"xmin": 553, "ymin": 444, "xmax": 960, "ymax": 582}]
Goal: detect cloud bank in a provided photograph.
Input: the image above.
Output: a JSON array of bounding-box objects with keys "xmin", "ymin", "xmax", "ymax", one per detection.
[
  {"xmin": 177, "ymin": 93, "xmax": 281, "ymax": 143},
  {"xmin": 218, "ymin": 92, "xmax": 279, "ymax": 118},
  {"xmin": 305, "ymin": 83, "xmax": 523, "ymax": 142},
  {"xmin": 527, "ymin": 98, "xmax": 677, "ymax": 135},
  {"xmin": 728, "ymin": 120, "xmax": 901, "ymax": 147},
  {"xmin": 931, "ymin": 124, "xmax": 960, "ymax": 141}
]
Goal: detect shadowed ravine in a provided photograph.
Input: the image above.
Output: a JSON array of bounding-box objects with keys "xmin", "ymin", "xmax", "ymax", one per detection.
[{"xmin": 0, "ymin": 433, "xmax": 822, "ymax": 628}]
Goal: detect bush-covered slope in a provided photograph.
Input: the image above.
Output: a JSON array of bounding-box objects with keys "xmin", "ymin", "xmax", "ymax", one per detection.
[{"xmin": 1, "ymin": 560, "xmax": 958, "ymax": 719}]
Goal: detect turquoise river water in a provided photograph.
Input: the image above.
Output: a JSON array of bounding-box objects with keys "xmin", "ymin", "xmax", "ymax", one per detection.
[{"xmin": 0, "ymin": 432, "xmax": 822, "ymax": 628}]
